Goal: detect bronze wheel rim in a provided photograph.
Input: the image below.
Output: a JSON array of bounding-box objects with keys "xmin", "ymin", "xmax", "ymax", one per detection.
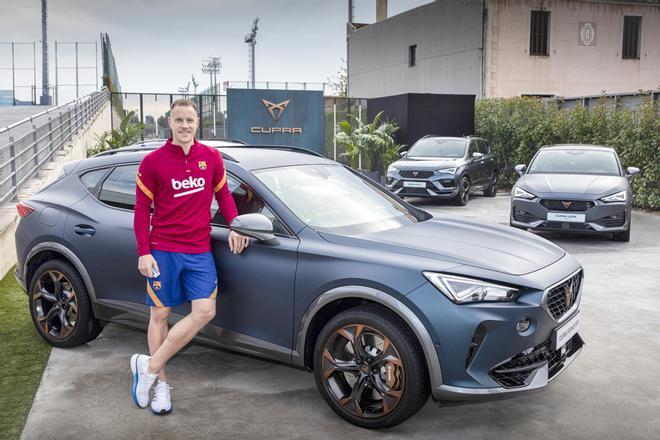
[
  {"xmin": 32, "ymin": 270, "xmax": 79, "ymax": 340},
  {"xmin": 322, "ymin": 324, "xmax": 405, "ymax": 418},
  {"xmin": 461, "ymin": 178, "xmax": 470, "ymax": 203}
]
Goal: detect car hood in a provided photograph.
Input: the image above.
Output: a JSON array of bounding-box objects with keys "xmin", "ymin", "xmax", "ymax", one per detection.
[
  {"xmin": 519, "ymin": 174, "xmax": 627, "ymax": 198},
  {"xmin": 320, "ymin": 215, "xmax": 565, "ymax": 276},
  {"xmin": 392, "ymin": 157, "xmax": 463, "ymax": 170}
]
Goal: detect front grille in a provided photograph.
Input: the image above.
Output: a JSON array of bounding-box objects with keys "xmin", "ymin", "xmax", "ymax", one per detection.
[
  {"xmin": 545, "ymin": 271, "xmax": 582, "ymax": 320},
  {"xmin": 490, "ymin": 335, "xmax": 582, "ymax": 388},
  {"xmin": 400, "ymin": 187, "xmax": 429, "ymax": 195},
  {"xmin": 541, "ymin": 221, "xmax": 593, "ymax": 231},
  {"xmin": 541, "ymin": 199, "xmax": 595, "ymax": 211},
  {"xmin": 400, "ymin": 170, "xmax": 434, "ymax": 179}
]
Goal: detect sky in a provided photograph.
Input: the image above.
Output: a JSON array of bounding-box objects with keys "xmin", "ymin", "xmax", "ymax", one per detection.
[{"xmin": 1, "ymin": 0, "xmax": 432, "ymax": 103}]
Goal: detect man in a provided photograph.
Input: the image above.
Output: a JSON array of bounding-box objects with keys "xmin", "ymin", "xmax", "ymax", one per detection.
[{"xmin": 131, "ymin": 99, "xmax": 249, "ymax": 415}]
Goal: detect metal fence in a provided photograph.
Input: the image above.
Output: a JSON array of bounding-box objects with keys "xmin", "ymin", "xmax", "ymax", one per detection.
[
  {"xmin": 0, "ymin": 87, "xmax": 109, "ymax": 205},
  {"xmin": 547, "ymin": 90, "xmax": 660, "ymax": 112}
]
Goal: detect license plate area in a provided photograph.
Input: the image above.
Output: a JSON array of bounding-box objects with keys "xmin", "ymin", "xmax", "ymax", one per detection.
[
  {"xmin": 547, "ymin": 212, "xmax": 585, "ymax": 223},
  {"xmin": 403, "ymin": 181, "xmax": 426, "ymax": 188},
  {"xmin": 552, "ymin": 312, "xmax": 580, "ymax": 350}
]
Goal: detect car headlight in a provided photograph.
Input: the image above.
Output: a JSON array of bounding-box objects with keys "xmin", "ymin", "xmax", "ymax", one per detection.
[
  {"xmin": 387, "ymin": 165, "xmax": 398, "ymax": 174},
  {"xmin": 513, "ymin": 186, "xmax": 536, "ymax": 200},
  {"xmin": 437, "ymin": 167, "xmax": 457, "ymax": 175},
  {"xmin": 423, "ymin": 272, "xmax": 519, "ymax": 304},
  {"xmin": 600, "ymin": 190, "xmax": 627, "ymax": 203}
]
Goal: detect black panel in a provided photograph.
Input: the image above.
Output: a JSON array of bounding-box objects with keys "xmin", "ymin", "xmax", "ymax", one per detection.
[{"xmin": 367, "ymin": 94, "xmax": 475, "ymax": 150}]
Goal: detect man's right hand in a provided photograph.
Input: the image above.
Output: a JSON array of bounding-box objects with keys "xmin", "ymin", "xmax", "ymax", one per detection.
[{"xmin": 138, "ymin": 254, "xmax": 160, "ymax": 278}]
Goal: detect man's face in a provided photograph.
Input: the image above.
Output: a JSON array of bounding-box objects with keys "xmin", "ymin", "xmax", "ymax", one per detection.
[{"xmin": 168, "ymin": 105, "xmax": 199, "ymax": 145}]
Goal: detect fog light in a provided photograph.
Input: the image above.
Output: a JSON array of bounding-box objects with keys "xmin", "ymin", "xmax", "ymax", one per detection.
[{"xmin": 516, "ymin": 318, "xmax": 532, "ymax": 333}]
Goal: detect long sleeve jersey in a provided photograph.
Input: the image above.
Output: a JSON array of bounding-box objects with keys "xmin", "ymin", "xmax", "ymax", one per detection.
[{"xmin": 134, "ymin": 138, "xmax": 238, "ymax": 256}]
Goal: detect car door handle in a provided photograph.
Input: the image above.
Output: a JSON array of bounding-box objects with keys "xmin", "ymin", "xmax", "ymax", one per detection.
[{"xmin": 74, "ymin": 225, "xmax": 96, "ymax": 236}]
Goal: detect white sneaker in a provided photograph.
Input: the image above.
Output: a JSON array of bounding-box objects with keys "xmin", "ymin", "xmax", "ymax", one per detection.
[
  {"xmin": 130, "ymin": 354, "xmax": 157, "ymax": 408},
  {"xmin": 151, "ymin": 380, "xmax": 173, "ymax": 415}
]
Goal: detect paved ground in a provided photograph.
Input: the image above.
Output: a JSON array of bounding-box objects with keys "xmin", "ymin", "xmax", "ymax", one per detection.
[{"xmin": 21, "ymin": 193, "xmax": 660, "ymax": 439}]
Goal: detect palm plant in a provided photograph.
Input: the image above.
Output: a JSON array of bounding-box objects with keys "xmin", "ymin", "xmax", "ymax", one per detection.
[
  {"xmin": 88, "ymin": 111, "xmax": 145, "ymax": 157},
  {"xmin": 335, "ymin": 111, "xmax": 405, "ymax": 176}
]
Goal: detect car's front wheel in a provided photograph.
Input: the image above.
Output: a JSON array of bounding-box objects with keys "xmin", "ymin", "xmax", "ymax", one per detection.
[
  {"xmin": 29, "ymin": 259, "xmax": 102, "ymax": 348},
  {"xmin": 484, "ymin": 173, "xmax": 497, "ymax": 197},
  {"xmin": 453, "ymin": 176, "xmax": 470, "ymax": 206},
  {"xmin": 313, "ymin": 305, "xmax": 429, "ymax": 428},
  {"xmin": 613, "ymin": 221, "xmax": 631, "ymax": 242}
]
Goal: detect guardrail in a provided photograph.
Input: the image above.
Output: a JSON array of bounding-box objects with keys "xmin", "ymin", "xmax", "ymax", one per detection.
[{"xmin": 0, "ymin": 87, "xmax": 109, "ymax": 205}]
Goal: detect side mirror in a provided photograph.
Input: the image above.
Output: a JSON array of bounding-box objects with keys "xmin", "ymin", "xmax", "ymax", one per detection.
[
  {"xmin": 626, "ymin": 166, "xmax": 640, "ymax": 178},
  {"xmin": 514, "ymin": 164, "xmax": 526, "ymax": 176},
  {"xmin": 230, "ymin": 213, "xmax": 275, "ymax": 243},
  {"xmin": 399, "ymin": 151, "xmax": 407, "ymax": 157},
  {"xmin": 472, "ymin": 152, "xmax": 484, "ymax": 159}
]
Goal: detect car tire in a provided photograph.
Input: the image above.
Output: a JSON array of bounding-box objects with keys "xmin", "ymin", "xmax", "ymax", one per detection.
[
  {"xmin": 613, "ymin": 223, "xmax": 631, "ymax": 242},
  {"xmin": 483, "ymin": 173, "xmax": 497, "ymax": 197},
  {"xmin": 28, "ymin": 259, "xmax": 103, "ymax": 348},
  {"xmin": 453, "ymin": 176, "xmax": 470, "ymax": 206},
  {"xmin": 313, "ymin": 305, "xmax": 429, "ymax": 429}
]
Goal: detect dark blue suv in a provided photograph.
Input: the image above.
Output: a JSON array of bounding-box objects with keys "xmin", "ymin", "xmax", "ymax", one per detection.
[{"xmin": 15, "ymin": 143, "xmax": 583, "ymax": 428}]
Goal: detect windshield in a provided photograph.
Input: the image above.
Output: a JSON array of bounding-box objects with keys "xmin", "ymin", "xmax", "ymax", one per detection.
[
  {"xmin": 528, "ymin": 149, "xmax": 621, "ymax": 176},
  {"xmin": 407, "ymin": 138, "xmax": 466, "ymax": 158},
  {"xmin": 254, "ymin": 164, "xmax": 423, "ymax": 235}
]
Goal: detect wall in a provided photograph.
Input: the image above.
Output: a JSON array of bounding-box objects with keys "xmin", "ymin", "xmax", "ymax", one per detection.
[
  {"xmin": 348, "ymin": 0, "xmax": 485, "ymax": 99},
  {"xmin": 486, "ymin": 0, "xmax": 660, "ymax": 97}
]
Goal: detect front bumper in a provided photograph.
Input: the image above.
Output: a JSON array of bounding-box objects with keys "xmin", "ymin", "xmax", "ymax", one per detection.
[
  {"xmin": 511, "ymin": 198, "xmax": 629, "ymax": 233},
  {"xmin": 386, "ymin": 170, "xmax": 459, "ymax": 198},
  {"xmin": 405, "ymin": 260, "xmax": 584, "ymax": 402}
]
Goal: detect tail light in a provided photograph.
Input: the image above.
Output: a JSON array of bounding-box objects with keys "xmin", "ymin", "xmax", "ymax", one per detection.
[{"xmin": 16, "ymin": 201, "xmax": 35, "ymax": 217}]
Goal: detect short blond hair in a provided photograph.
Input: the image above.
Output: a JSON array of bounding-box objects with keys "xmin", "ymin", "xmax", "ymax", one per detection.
[{"xmin": 170, "ymin": 98, "xmax": 198, "ymax": 115}]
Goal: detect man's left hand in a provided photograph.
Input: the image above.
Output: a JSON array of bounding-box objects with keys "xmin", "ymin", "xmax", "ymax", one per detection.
[{"xmin": 228, "ymin": 230, "xmax": 250, "ymax": 254}]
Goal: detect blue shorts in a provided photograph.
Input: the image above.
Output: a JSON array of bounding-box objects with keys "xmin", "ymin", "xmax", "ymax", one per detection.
[{"xmin": 146, "ymin": 250, "xmax": 218, "ymax": 308}]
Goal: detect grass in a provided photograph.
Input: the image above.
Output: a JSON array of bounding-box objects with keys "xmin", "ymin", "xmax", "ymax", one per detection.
[{"xmin": 0, "ymin": 267, "xmax": 51, "ymax": 440}]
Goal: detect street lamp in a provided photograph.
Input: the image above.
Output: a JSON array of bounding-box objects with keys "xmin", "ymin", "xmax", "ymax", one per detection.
[{"xmin": 202, "ymin": 57, "xmax": 221, "ymax": 137}]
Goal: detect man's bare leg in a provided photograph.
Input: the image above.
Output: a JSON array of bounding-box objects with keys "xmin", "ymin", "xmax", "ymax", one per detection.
[
  {"xmin": 147, "ymin": 298, "xmax": 215, "ymax": 374},
  {"xmin": 148, "ymin": 306, "xmax": 171, "ymax": 382}
]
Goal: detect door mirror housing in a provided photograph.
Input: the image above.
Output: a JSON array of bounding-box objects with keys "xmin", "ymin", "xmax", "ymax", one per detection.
[
  {"xmin": 230, "ymin": 214, "xmax": 276, "ymax": 243},
  {"xmin": 472, "ymin": 152, "xmax": 484, "ymax": 159},
  {"xmin": 625, "ymin": 166, "xmax": 640, "ymax": 178},
  {"xmin": 400, "ymin": 151, "xmax": 407, "ymax": 157},
  {"xmin": 514, "ymin": 164, "xmax": 527, "ymax": 176}
]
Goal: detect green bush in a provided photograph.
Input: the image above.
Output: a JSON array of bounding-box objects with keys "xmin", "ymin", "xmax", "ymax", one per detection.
[{"xmin": 475, "ymin": 96, "xmax": 660, "ymax": 209}]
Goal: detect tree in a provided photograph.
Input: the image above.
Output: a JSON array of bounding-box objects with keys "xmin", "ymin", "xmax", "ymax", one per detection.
[
  {"xmin": 87, "ymin": 111, "xmax": 145, "ymax": 157},
  {"xmin": 326, "ymin": 58, "xmax": 347, "ymax": 97}
]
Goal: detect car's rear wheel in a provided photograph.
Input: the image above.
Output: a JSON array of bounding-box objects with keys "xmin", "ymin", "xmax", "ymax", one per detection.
[
  {"xmin": 313, "ymin": 305, "xmax": 429, "ymax": 428},
  {"xmin": 29, "ymin": 259, "xmax": 102, "ymax": 348},
  {"xmin": 484, "ymin": 173, "xmax": 497, "ymax": 197},
  {"xmin": 453, "ymin": 176, "xmax": 470, "ymax": 206}
]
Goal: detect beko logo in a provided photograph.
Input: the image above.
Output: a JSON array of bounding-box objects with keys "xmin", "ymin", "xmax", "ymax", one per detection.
[
  {"xmin": 172, "ymin": 177, "xmax": 205, "ymax": 198},
  {"xmin": 251, "ymin": 98, "xmax": 303, "ymax": 134}
]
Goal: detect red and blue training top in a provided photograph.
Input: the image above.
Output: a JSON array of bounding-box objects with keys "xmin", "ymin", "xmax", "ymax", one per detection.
[{"xmin": 134, "ymin": 138, "xmax": 238, "ymax": 257}]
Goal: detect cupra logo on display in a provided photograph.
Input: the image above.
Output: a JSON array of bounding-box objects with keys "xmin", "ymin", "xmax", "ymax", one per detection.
[{"xmin": 251, "ymin": 98, "xmax": 303, "ymax": 134}]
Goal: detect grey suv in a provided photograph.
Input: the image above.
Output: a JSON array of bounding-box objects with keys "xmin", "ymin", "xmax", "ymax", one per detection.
[
  {"xmin": 15, "ymin": 143, "xmax": 583, "ymax": 428},
  {"xmin": 386, "ymin": 136, "xmax": 498, "ymax": 205}
]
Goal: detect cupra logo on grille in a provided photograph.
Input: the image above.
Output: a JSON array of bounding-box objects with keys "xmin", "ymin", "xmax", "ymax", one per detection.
[
  {"xmin": 412, "ymin": 171, "xmax": 419, "ymax": 177},
  {"xmin": 261, "ymin": 99, "xmax": 291, "ymax": 121},
  {"xmin": 562, "ymin": 201, "xmax": 573, "ymax": 209},
  {"xmin": 564, "ymin": 284, "xmax": 574, "ymax": 308}
]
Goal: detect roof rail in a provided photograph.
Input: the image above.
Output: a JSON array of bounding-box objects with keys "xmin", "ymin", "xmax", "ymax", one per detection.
[
  {"xmin": 218, "ymin": 144, "xmax": 325, "ymax": 158},
  {"xmin": 91, "ymin": 146, "xmax": 239, "ymax": 162}
]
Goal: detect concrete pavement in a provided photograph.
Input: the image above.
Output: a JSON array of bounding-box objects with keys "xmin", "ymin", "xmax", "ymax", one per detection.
[{"xmin": 21, "ymin": 194, "xmax": 660, "ymax": 439}]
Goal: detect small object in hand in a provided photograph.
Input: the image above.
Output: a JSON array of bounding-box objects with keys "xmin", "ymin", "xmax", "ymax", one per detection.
[{"xmin": 151, "ymin": 267, "xmax": 160, "ymax": 278}]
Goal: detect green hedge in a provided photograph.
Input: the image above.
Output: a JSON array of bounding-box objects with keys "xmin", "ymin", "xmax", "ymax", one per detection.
[{"xmin": 475, "ymin": 97, "xmax": 660, "ymax": 209}]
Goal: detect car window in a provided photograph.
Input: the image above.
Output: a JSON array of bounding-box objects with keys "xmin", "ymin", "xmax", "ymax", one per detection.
[
  {"xmin": 478, "ymin": 140, "xmax": 490, "ymax": 155},
  {"xmin": 80, "ymin": 168, "xmax": 110, "ymax": 194},
  {"xmin": 211, "ymin": 174, "xmax": 288, "ymax": 235},
  {"xmin": 468, "ymin": 141, "xmax": 479, "ymax": 157},
  {"xmin": 528, "ymin": 149, "xmax": 621, "ymax": 176},
  {"xmin": 98, "ymin": 164, "xmax": 139, "ymax": 210}
]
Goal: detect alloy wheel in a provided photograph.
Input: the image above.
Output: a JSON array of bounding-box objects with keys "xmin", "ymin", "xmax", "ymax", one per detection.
[
  {"xmin": 321, "ymin": 323, "xmax": 405, "ymax": 418},
  {"xmin": 461, "ymin": 178, "xmax": 470, "ymax": 203},
  {"xmin": 32, "ymin": 270, "xmax": 79, "ymax": 340}
]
